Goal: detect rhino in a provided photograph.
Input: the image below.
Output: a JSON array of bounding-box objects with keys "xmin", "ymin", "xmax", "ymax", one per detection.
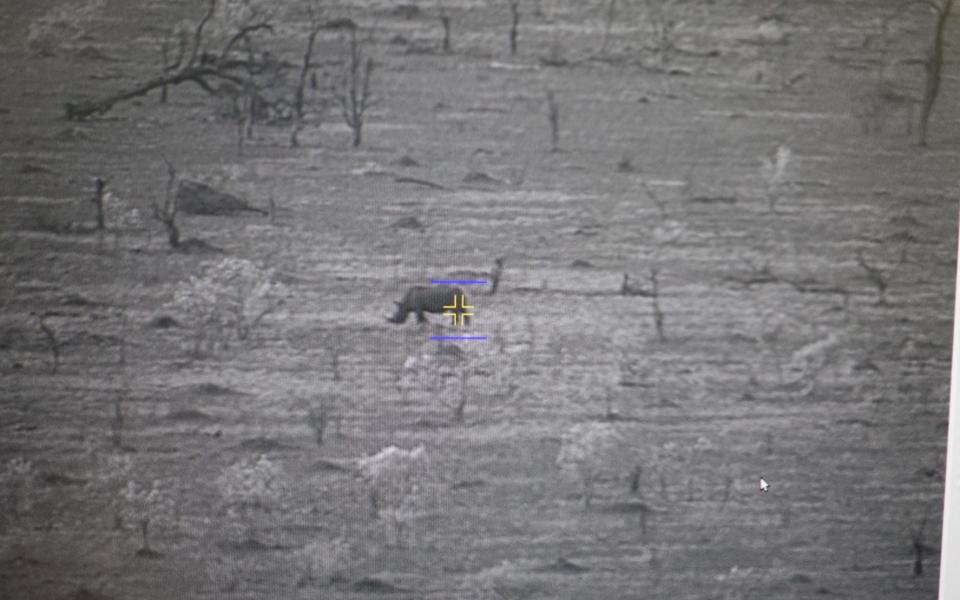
[{"xmin": 387, "ymin": 285, "xmax": 471, "ymax": 325}]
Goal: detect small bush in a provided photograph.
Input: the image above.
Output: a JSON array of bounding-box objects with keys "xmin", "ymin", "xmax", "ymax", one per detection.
[
  {"xmin": 556, "ymin": 422, "xmax": 634, "ymax": 508},
  {"xmin": 358, "ymin": 445, "xmax": 439, "ymax": 546},
  {"xmin": 217, "ymin": 454, "xmax": 288, "ymax": 544},
  {"xmin": 167, "ymin": 257, "xmax": 290, "ymax": 355}
]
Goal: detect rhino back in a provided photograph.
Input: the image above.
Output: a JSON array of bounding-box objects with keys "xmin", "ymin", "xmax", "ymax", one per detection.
[{"xmin": 403, "ymin": 285, "xmax": 464, "ymax": 310}]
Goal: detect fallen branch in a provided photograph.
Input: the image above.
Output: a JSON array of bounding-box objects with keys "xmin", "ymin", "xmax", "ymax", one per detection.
[
  {"xmin": 66, "ymin": 66, "xmax": 247, "ymax": 120},
  {"xmin": 394, "ymin": 176, "xmax": 448, "ymax": 190}
]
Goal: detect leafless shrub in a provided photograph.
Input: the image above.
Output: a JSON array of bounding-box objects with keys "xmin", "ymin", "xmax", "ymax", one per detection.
[
  {"xmin": 120, "ymin": 478, "xmax": 176, "ymax": 557},
  {"xmin": 439, "ymin": 9, "xmax": 452, "ymax": 53},
  {"xmin": 152, "ymin": 157, "xmax": 182, "ymax": 249},
  {"xmin": 33, "ymin": 312, "xmax": 60, "ymax": 374},
  {"xmin": 545, "ymin": 89, "xmax": 560, "ymax": 152},
  {"xmin": 489, "ymin": 257, "xmax": 505, "ymax": 295},
  {"xmin": 331, "ymin": 20, "xmax": 375, "ymax": 147},
  {"xmin": 509, "ymin": 0, "xmax": 521, "ymax": 55},
  {"xmin": 305, "ymin": 396, "xmax": 330, "ymax": 447},
  {"xmin": 644, "ymin": 0, "xmax": 684, "ymax": 67},
  {"xmin": 855, "ymin": 244, "xmax": 907, "ymax": 305},
  {"xmin": 291, "ymin": 0, "xmax": 327, "ymax": 148},
  {"xmin": 908, "ymin": 509, "xmax": 938, "ymax": 576},
  {"xmin": 91, "ymin": 177, "xmax": 107, "ymax": 231},
  {"xmin": 649, "ymin": 267, "xmax": 665, "ymax": 341},
  {"xmin": 638, "ymin": 178, "xmax": 668, "ymax": 216},
  {"xmin": 557, "ymin": 422, "xmax": 632, "ymax": 508},
  {"xmin": 917, "ymin": 0, "xmax": 954, "ymax": 145},
  {"xmin": 600, "ymin": 0, "xmax": 618, "ymax": 55}
]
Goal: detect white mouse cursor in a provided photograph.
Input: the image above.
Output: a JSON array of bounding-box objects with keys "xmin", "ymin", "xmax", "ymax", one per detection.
[{"xmin": 760, "ymin": 477, "xmax": 770, "ymax": 492}]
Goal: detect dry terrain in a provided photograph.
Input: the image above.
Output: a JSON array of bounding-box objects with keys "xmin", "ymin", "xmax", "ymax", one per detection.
[{"xmin": 0, "ymin": 1, "xmax": 957, "ymax": 599}]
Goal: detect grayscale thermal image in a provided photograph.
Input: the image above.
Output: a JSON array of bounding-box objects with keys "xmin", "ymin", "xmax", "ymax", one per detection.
[{"xmin": 0, "ymin": 1, "xmax": 956, "ymax": 598}]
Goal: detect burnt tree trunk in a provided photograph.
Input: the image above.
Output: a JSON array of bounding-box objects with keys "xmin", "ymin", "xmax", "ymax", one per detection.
[
  {"xmin": 440, "ymin": 15, "xmax": 452, "ymax": 53},
  {"xmin": 92, "ymin": 177, "xmax": 106, "ymax": 231},
  {"xmin": 509, "ymin": 0, "xmax": 520, "ymax": 55},
  {"xmin": 918, "ymin": 0, "xmax": 953, "ymax": 146}
]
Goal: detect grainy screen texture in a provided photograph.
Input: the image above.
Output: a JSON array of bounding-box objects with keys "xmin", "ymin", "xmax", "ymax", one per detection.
[{"xmin": 0, "ymin": 0, "xmax": 956, "ymax": 599}]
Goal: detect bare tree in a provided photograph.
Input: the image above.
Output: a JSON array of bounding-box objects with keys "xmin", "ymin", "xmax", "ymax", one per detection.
[
  {"xmin": 855, "ymin": 245, "xmax": 906, "ymax": 305},
  {"xmin": 34, "ymin": 313, "xmax": 60, "ymax": 374},
  {"xmin": 439, "ymin": 7, "xmax": 452, "ymax": 53},
  {"xmin": 91, "ymin": 177, "xmax": 107, "ymax": 231},
  {"xmin": 649, "ymin": 267, "xmax": 665, "ymax": 341},
  {"xmin": 489, "ymin": 257, "xmax": 505, "ymax": 295},
  {"xmin": 305, "ymin": 397, "xmax": 330, "ymax": 447},
  {"xmin": 546, "ymin": 89, "xmax": 560, "ymax": 152},
  {"xmin": 645, "ymin": 0, "xmax": 682, "ymax": 67},
  {"xmin": 152, "ymin": 157, "xmax": 181, "ymax": 249},
  {"xmin": 600, "ymin": 0, "xmax": 617, "ymax": 56},
  {"xmin": 509, "ymin": 0, "xmax": 521, "ymax": 55},
  {"xmin": 917, "ymin": 0, "xmax": 954, "ymax": 145},
  {"xmin": 331, "ymin": 19, "xmax": 375, "ymax": 147},
  {"xmin": 291, "ymin": 1, "xmax": 327, "ymax": 147}
]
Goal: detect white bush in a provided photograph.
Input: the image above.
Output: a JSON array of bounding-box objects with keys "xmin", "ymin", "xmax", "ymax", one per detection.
[
  {"xmin": 358, "ymin": 445, "xmax": 438, "ymax": 546},
  {"xmin": 760, "ymin": 144, "xmax": 792, "ymax": 211},
  {"xmin": 216, "ymin": 455, "xmax": 287, "ymax": 542},
  {"xmin": 293, "ymin": 535, "xmax": 353, "ymax": 586},
  {"xmin": 168, "ymin": 257, "xmax": 290, "ymax": 353},
  {"xmin": 119, "ymin": 478, "xmax": 176, "ymax": 553}
]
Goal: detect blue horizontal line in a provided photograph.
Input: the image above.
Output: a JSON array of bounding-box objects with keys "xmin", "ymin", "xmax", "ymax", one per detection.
[
  {"xmin": 431, "ymin": 336, "xmax": 487, "ymax": 341},
  {"xmin": 431, "ymin": 280, "xmax": 488, "ymax": 285}
]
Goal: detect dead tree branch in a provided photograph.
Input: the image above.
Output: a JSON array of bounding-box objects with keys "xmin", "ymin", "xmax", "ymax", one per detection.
[
  {"xmin": 509, "ymin": 0, "xmax": 521, "ymax": 55},
  {"xmin": 65, "ymin": 0, "xmax": 280, "ymax": 120},
  {"xmin": 856, "ymin": 246, "xmax": 906, "ymax": 305},
  {"xmin": 152, "ymin": 156, "xmax": 181, "ymax": 248},
  {"xmin": 650, "ymin": 267, "xmax": 665, "ymax": 341},
  {"xmin": 918, "ymin": 0, "xmax": 953, "ymax": 145},
  {"xmin": 333, "ymin": 22, "xmax": 375, "ymax": 147}
]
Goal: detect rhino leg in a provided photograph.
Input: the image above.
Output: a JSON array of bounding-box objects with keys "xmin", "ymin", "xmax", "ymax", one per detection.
[{"xmin": 416, "ymin": 308, "xmax": 426, "ymax": 323}]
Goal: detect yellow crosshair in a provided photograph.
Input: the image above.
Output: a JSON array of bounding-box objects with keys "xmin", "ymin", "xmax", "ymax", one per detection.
[{"xmin": 442, "ymin": 293, "xmax": 474, "ymax": 326}]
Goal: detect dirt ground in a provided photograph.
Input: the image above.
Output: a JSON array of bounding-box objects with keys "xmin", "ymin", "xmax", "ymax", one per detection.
[{"xmin": 0, "ymin": 0, "xmax": 957, "ymax": 598}]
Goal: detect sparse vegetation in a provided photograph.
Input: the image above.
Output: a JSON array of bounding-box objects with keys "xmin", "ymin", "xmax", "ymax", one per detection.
[
  {"xmin": 760, "ymin": 144, "xmax": 791, "ymax": 213},
  {"xmin": 167, "ymin": 257, "xmax": 290, "ymax": 355},
  {"xmin": 509, "ymin": 0, "xmax": 521, "ymax": 55},
  {"xmin": 332, "ymin": 19, "xmax": 375, "ymax": 147},
  {"xmin": 556, "ymin": 422, "xmax": 632, "ymax": 508},
  {"xmin": 216, "ymin": 455, "xmax": 287, "ymax": 545},
  {"xmin": 119, "ymin": 478, "xmax": 175, "ymax": 557},
  {"xmin": 358, "ymin": 445, "xmax": 439, "ymax": 546},
  {"xmin": 489, "ymin": 257, "xmax": 505, "ymax": 295},
  {"xmin": 917, "ymin": 0, "xmax": 954, "ymax": 145},
  {"xmin": 65, "ymin": 0, "xmax": 283, "ymax": 121},
  {"xmin": 545, "ymin": 89, "xmax": 560, "ymax": 152},
  {"xmin": 2, "ymin": 1, "xmax": 952, "ymax": 598}
]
